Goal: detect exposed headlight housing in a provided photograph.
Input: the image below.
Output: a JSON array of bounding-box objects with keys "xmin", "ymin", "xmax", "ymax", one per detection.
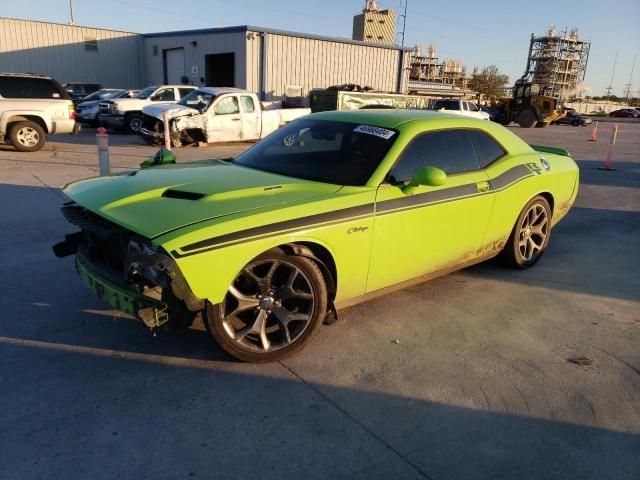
[{"xmin": 126, "ymin": 240, "xmax": 171, "ymax": 287}]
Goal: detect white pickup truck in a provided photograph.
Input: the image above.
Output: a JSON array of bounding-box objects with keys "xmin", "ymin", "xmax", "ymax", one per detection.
[
  {"xmin": 432, "ymin": 99, "xmax": 490, "ymax": 120},
  {"xmin": 99, "ymin": 85, "xmax": 196, "ymax": 133},
  {"xmin": 140, "ymin": 87, "xmax": 311, "ymax": 146}
]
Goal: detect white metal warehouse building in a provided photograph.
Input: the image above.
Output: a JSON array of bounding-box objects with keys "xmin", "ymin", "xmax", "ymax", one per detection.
[{"xmin": 0, "ymin": 17, "xmax": 411, "ymax": 103}]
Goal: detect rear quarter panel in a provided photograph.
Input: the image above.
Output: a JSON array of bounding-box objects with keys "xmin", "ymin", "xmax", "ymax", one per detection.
[{"xmin": 483, "ymin": 151, "xmax": 579, "ymax": 248}]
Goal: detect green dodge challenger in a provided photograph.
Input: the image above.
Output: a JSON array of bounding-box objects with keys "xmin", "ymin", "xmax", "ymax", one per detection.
[{"xmin": 54, "ymin": 110, "xmax": 579, "ymax": 362}]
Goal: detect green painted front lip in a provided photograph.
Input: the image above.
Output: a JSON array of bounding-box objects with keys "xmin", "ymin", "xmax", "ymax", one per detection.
[{"xmin": 75, "ymin": 255, "xmax": 164, "ymax": 316}]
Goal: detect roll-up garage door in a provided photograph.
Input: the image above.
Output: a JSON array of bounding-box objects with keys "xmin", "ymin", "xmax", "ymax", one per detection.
[{"xmin": 164, "ymin": 48, "xmax": 185, "ymax": 84}]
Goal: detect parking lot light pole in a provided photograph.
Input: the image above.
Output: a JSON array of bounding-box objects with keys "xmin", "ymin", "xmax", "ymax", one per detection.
[{"xmin": 96, "ymin": 127, "xmax": 110, "ymax": 175}]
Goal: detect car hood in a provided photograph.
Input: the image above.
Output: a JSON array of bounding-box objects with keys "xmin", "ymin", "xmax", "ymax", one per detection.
[
  {"xmin": 77, "ymin": 100, "xmax": 100, "ymax": 108},
  {"xmin": 109, "ymin": 98, "xmax": 151, "ymax": 110},
  {"xmin": 142, "ymin": 103, "xmax": 198, "ymax": 121},
  {"xmin": 63, "ymin": 160, "xmax": 342, "ymax": 238}
]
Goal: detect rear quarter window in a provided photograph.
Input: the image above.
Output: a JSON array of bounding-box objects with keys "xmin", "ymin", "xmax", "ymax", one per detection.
[
  {"xmin": 0, "ymin": 77, "xmax": 70, "ymax": 100},
  {"xmin": 467, "ymin": 130, "xmax": 506, "ymax": 168}
]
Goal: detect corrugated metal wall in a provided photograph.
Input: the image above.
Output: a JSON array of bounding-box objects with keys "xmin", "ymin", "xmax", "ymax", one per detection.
[
  {"xmin": 0, "ymin": 18, "xmax": 143, "ymax": 88},
  {"xmin": 142, "ymin": 31, "xmax": 247, "ymax": 87},
  {"xmin": 246, "ymin": 31, "xmax": 410, "ymax": 102}
]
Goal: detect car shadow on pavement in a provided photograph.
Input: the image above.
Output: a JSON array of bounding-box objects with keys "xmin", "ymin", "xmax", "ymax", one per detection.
[{"xmin": 1, "ymin": 331, "xmax": 639, "ymax": 480}]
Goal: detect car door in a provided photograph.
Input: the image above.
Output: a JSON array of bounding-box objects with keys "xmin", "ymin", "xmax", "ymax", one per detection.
[
  {"xmin": 238, "ymin": 95, "xmax": 261, "ymax": 140},
  {"xmin": 206, "ymin": 95, "xmax": 242, "ymax": 142},
  {"xmin": 366, "ymin": 129, "xmax": 495, "ymax": 293}
]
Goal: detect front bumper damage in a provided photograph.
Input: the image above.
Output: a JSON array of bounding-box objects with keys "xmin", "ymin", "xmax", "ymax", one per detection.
[{"xmin": 53, "ymin": 202, "xmax": 204, "ymax": 331}]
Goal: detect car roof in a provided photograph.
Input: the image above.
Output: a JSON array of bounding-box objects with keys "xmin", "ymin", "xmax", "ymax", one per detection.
[
  {"xmin": 308, "ymin": 109, "xmax": 470, "ymax": 129},
  {"xmin": 0, "ymin": 72, "xmax": 52, "ymax": 79},
  {"xmin": 195, "ymin": 87, "xmax": 248, "ymax": 95}
]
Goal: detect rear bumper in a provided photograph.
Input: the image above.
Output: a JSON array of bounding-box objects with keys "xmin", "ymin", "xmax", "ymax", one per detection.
[
  {"xmin": 99, "ymin": 114, "xmax": 125, "ymax": 130},
  {"xmin": 52, "ymin": 118, "xmax": 78, "ymax": 135}
]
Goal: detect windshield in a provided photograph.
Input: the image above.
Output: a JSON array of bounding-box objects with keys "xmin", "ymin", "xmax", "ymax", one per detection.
[
  {"xmin": 234, "ymin": 119, "xmax": 397, "ymax": 186},
  {"xmin": 136, "ymin": 86, "xmax": 156, "ymax": 99},
  {"xmin": 178, "ymin": 90, "xmax": 216, "ymax": 112},
  {"xmin": 434, "ymin": 100, "xmax": 459, "ymax": 111},
  {"xmin": 83, "ymin": 90, "xmax": 119, "ymax": 101}
]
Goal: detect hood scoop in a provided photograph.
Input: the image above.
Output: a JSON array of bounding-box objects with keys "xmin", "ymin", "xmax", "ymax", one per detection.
[{"xmin": 161, "ymin": 189, "xmax": 205, "ymax": 201}]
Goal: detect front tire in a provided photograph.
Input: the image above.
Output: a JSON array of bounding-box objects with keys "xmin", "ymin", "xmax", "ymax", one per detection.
[
  {"xmin": 206, "ymin": 249, "xmax": 328, "ymax": 362},
  {"xmin": 126, "ymin": 113, "xmax": 143, "ymax": 133},
  {"xmin": 500, "ymin": 196, "xmax": 551, "ymax": 269},
  {"xmin": 9, "ymin": 121, "xmax": 46, "ymax": 152}
]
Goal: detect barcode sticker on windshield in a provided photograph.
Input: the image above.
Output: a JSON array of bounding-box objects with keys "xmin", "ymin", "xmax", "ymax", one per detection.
[{"xmin": 353, "ymin": 125, "xmax": 395, "ymax": 140}]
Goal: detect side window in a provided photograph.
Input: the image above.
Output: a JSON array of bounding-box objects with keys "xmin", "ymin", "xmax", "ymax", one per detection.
[
  {"xmin": 462, "ymin": 102, "xmax": 469, "ymax": 111},
  {"xmin": 178, "ymin": 88, "xmax": 193, "ymax": 98},
  {"xmin": 388, "ymin": 130, "xmax": 481, "ymax": 183},
  {"xmin": 239, "ymin": 95, "xmax": 255, "ymax": 113},
  {"xmin": 468, "ymin": 103, "xmax": 479, "ymax": 112},
  {"xmin": 467, "ymin": 130, "xmax": 505, "ymax": 168},
  {"xmin": 214, "ymin": 96, "xmax": 240, "ymax": 115},
  {"xmin": 154, "ymin": 88, "xmax": 175, "ymax": 101},
  {"xmin": 0, "ymin": 77, "xmax": 64, "ymax": 99}
]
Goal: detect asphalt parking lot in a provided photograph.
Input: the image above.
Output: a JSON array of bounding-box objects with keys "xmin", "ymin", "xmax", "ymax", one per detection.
[{"xmin": 1, "ymin": 123, "xmax": 639, "ymax": 479}]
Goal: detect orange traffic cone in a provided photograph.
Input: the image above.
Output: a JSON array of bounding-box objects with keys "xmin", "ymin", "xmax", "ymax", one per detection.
[
  {"xmin": 599, "ymin": 123, "xmax": 619, "ymax": 171},
  {"xmin": 589, "ymin": 121, "xmax": 598, "ymax": 141}
]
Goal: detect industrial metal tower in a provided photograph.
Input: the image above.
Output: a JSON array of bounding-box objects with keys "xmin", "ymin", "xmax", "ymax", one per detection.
[{"xmin": 522, "ymin": 26, "xmax": 591, "ymax": 99}]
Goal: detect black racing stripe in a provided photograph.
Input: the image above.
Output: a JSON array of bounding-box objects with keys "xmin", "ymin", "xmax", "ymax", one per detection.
[
  {"xmin": 171, "ymin": 214, "xmax": 373, "ymax": 258},
  {"xmin": 179, "ymin": 203, "xmax": 374, "ymax": 253},
  {"xmin": 492, "ymin": 164, "xmax": 532, "ymax": 190},
  {"xmin": 376, "ymin": 183, "xmax": 479, "ymax": 213},
  {"xmin": 173, "ymin": 164, "xmax": 534, "ymax": 258}
]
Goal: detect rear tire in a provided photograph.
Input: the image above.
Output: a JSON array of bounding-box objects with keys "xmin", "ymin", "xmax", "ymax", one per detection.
[
  {"xmin": 499, "ymin": 195, "xmax": 551, "ymax": 269},
  {"xmin": 206, "ymin": 249, "xmax": 328, "ymax": 362},
  {"xmin": 8, "ymin": 121, "xmax": 46, "ymax": 152}
]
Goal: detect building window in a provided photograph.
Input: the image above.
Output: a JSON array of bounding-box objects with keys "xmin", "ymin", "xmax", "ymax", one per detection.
[
  {"xmin": 84, "ymin": 37, "xmax": 98, "ymax": 51},
  {"xmin": 153, "ymin": 45, "xmax": 158, "ymax": 56}
]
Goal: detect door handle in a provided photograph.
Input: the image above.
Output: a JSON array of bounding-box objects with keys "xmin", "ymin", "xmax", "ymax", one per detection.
[{"xmin": 476, "ymin": 181, "xmax": 490, "ymax": 193}]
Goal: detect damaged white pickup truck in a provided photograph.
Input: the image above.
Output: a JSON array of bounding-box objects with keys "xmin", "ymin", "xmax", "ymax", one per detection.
[{"xmin": 139, "ymin": 87, "xmax": 310, "ymax": 147}]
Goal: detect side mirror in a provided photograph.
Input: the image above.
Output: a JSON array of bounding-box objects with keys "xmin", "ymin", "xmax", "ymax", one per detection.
[{"xmin": 402, "ymin": 166, "xmax": 447, "ymax": 195}]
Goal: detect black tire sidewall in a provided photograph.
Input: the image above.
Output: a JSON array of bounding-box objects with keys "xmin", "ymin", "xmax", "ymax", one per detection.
[
  {"xmin": 127, "ymin": 114, "xmax": 143, "ymax": 133},
  {"xmin": 9, "ymin": 121, "xmax": 46, "ymax": 152},
  {"xmin": 501, "ymin": 195, "xmax": 552, "ymax": 269},
  {"xmin": 206, "ymin": 250, "xmax": 328, "ymax": 363}
]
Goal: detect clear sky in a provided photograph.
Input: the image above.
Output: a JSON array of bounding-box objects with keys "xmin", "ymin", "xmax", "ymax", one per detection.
[{"xmin": 3, "ymin": 0, "xmax": 639, "ymax": 96}]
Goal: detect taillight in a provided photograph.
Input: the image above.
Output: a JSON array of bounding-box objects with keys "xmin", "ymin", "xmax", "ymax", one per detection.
[{"xmin": 68, "ymin": 104, "xmax": 75, "ymax": 120}]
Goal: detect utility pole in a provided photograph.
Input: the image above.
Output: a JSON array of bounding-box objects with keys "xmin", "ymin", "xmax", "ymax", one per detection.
[
  {"xmin": 68, "ymin": 0, "xmax": 75, "ymax": 26},
  {"xmin": 623, "ymin": 55, "xmax": 636, "ymax": 103},
  {"xmin": 605, "ymin": 51, "xmax": 617, "ymax": 103},
  {"xmin": 397, "ymin": 0, "xmax": 407, "ymax": 47}
]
